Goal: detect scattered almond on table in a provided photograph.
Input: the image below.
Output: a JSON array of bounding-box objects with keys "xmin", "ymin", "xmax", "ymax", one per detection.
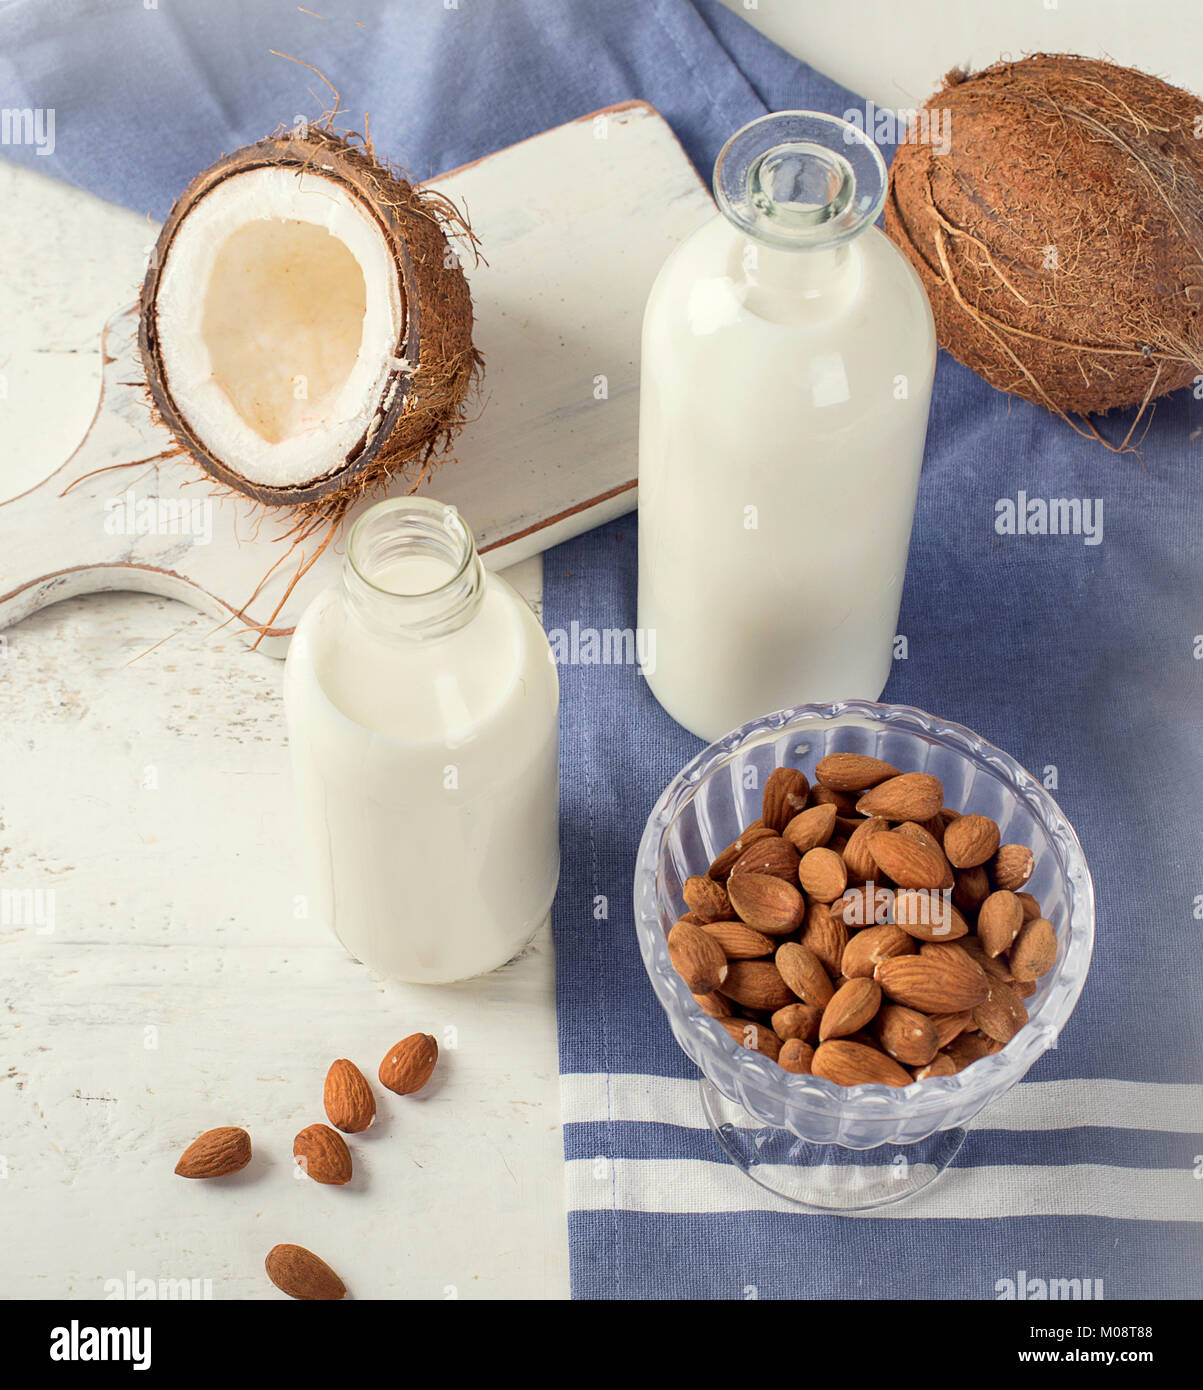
[
  {"xmin": 379, "ymin": 1033, "xmax": 440, "ymax": 1096},
  {"xmin": 173, "ymin": 1126, "xmax": 252, "ymax": 1179},
  {"xmin": 324, "ymin": 1058, "xmax": 377, "ymax": 1133},
  {"xmin": 293, "ymin": 1123, "xmax": 354, "ymax": 1186},
  {"xmin": 265, "ymin": 1243, "xmax": 346, "ymax": 1301},
  {"xmin": 172, "ymin": 1029, "xmax": 441, "ymax": 1298},
  {"xmin": 674, "ymin": 753, "xmax": 1058, "ymax": 1087}
]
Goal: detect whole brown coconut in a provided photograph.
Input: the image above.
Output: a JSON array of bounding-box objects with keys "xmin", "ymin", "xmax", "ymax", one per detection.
[{"xmin": 885, "ymin": 54, "xmax": 1203, "ymax": 423}]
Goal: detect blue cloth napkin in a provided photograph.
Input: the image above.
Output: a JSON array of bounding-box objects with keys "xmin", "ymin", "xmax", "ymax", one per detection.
[
  {"xmin": 4, "ymin": 0, "xmax": 1200, "ymax": 1301},
  {"xmin": 536, "ymin": 22, "xmax": 1203, "ymax": 1301},
  {"xmin": 0, "ymin": 0, "xmax": 843, "ymax": 218}
]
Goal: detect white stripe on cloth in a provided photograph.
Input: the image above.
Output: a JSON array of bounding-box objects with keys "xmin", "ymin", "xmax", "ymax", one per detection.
[
  {"xmin": 565, "ymin": 1156, "xmax": 1202, "ymax": 1221},
  {"xmin": 560, "ymin": 1073, "xmax": 1203, "ymax": 1135}
]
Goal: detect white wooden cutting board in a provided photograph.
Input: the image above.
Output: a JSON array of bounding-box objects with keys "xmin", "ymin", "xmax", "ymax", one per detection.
[{"xmin": 0, "ymin": 101, "xmax": 711, "ymax": 657}]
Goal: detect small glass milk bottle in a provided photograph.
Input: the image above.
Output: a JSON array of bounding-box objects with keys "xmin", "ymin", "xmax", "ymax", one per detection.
[
  {"xmin": 638, "ymin": 112, "xmax": 936, "ymax": 742},
  {"xmin": 283, "ymin": 498, "xmax": 560, "ymax": 983}
]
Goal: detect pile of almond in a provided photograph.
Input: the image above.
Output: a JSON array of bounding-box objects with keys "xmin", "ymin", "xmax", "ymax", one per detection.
[{"xmin": 669, "ymin": 755, "xmax": 1058, "ymax": 1087}]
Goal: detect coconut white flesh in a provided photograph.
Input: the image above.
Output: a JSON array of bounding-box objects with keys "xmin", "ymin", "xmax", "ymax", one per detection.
[{"xmin": 155, "ymin": 166, "xmax": 404, "ymax": 489}]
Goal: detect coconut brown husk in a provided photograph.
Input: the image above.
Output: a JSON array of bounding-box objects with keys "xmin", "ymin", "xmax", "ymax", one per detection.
[
  {"xmin": 138, "ymin": 125, "xmax": 482, "ymax": 519},
  {"xmin": 885, "ymin": 54, "xmax": 1203, "ymax": 432}
]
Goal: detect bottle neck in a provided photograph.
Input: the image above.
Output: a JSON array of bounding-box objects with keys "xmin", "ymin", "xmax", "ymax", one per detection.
[
  {"xmin": 734, "ymin": 236, "xmax": 856, "ymax": 323},
  {"xmin": 711, "ymin": 112, "xmax": 884, "ymax": 326},
  {"xmin": 341, "ymin": 498, "xmax": 485, "ymax": 642}
]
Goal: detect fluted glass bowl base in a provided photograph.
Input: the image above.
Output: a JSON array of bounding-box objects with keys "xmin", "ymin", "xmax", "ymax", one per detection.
[{"xmin": 700, "ymin": 1079, "xmax": 966, "ymax": 1212}]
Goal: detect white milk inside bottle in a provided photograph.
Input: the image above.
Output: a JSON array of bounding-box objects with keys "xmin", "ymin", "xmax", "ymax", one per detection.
[
  {"xmin": 638, "ymin": 112, "xmax": 936, "ymax": 742},
  {"xmin": 283, "ymin": 498, "xmax": 560, "ymax": 983}
]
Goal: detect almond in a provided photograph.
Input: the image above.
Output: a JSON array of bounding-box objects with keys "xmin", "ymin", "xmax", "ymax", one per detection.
[
  {"xmin": 920, "ymin": 939, "xmax": 992, "ymax": 971},
  {"xmin": 1013, "ymin": 977, "xmax": 1037, "ymax": 1000},
  {"xmin": 819, "ymin": 978, "xmax": 882, "ymax": 1041},
  {"xmin": 920, "ymin": 813, "xmax": 949, "ymax": 845},
  {"xmin": 707, "ymin": 824, "xmax": 774, "ymax": 881},
  {"xmin": 696, "ymin": 918, "xmax": 775, "ymax": 959},
  {"xmin": 778, "ymin": 1039, "xmax": 815, "ymax": 1074},
  {"xmin": 841, "ymin": 816, "xmax": 890, "ymax": 884},
  {"xmin": 952, "ymin": 865, "xmax": 991, "ymax": 913},
  {"xmin": 876, "ymin": 946, "xmax": 989, "ymax": 1011},
  {"xmin": 912, "ymin": 1054, "xmax": 958, "ymax": 1080},
  {"xmin": 775, "ymin": 941, "xmax": 835, "ymax": 1009},
  {"xmin": 922, "ymin": 941, "xmax": 992, "ymax": 999},
  {"xmin": 693, "ymin": 990, "xmax": 735, "ymax": 1019},
  {"xmin": 892, "ymin": 888, "xmax": 969, "ymax": 941},
  {"xmin": 812, "ymin": 1040, "xmax": 911, "ymax": 1088},
  {"xmin": 770, "ymin": 1002, "xmax": 823, "ymax": 1043},
  {"xmin": 991, "ymin": 843, "xmax": 1035, "ymax": 891},
  {"xmin": 944, "ymin": 1032, "xmax": 1000, "ymax": 1069},
  {"xmin": 894, "ymin": 820, "xmax": 955, "ymax": 887},
  {"xmin": 867, "ymin": 831, "xmax": 948, "ymax": 890},
  {"xmin": 841, "ymin": 923, "xmax": 915, "ymax": 979},
  {"xmin": 1016, "ymin": 891, "xmax": 1042, "ymax": 921},
  {"xmin": 959, "ymin": 932, "xmax": 1014, "ymax": 981},
  {"xmin": 727, "ymin": 872, "xmax": 805, "ymax": 935},
  {"xmin": 718, "ymin": 959, "xmax": 797, "ymax": 1011},
  {"xmin": 796, "ymin": 847, "xmax": 847, "ymax": 903},
  {"xmin": 977, "ymin": 890, "xmax": 1024, "ymax": 957},
  {"xmin": 799, "ymin": 901, "xmax": 848, "ymax": 975},
  {"xmin": 675, "ymin": 912, "xmax": 707, "ymax": 928},
  {"xmin": 943, "ymin": 813, "xmax": 1000, "ymax": 869},
  {"xmin": 265, "ymin": 1244, "xmax": 346, "ymax": 1301},
  {"xmin": 832, "ymin": 882, "xmax": 894, "ymax": 929},
  {"xmin": 174, "ymin": 1126, "xmax": 252, "ymax": 1180},
  {"xmin": 782, "ymin": 803, "xmax": 837, "ymax": 855},
  {"xmin": 717, "ymin": 1015, "xmax": 781, "ymax": 1061},
  {"xmin": 875, "ymin": 1004, "xmax": 938, "ymax": 1066},
  {"xmin": 323, "ymin": 1059, "xmax": 376, "ymax": 1134},
  {"xmin": 293, "ymin": 1123, "xmax": 352, "ymax": 1186},
  {"xmin": 1009, "ymin": 917, "xmax": 1057, "ymax": 981},
  {"xmin": 973, "ymin": 978, "xmax": 1030, "ymax": 1044},
  {"xmin": 929, "ymin": 1010, "xmax": 974, "ymax": 1047},
  {"xmin": 379, "ymin": 1032, "xmax": 439, "ymax": 1095},
  {"xmin": 762, "ymin": 766, "xmax": 809, "ymax": 833},
  {"xmin": 813, "ymin": 753, "xmax": 901, "ymax": 792},
  {"xmin": 854, "ymin": 772, "xmax": 943, "ymax": 823},
  {"xmin": 809, "ymin": 784, "xmax": 860, "ymax": 816},
  {"xmin": 668, "ymin": 920, "xmax": 729, "ymax": 993},
  {"xmin": 729, "ymin": 834, "xmax": 800, "ymax": 883},
  {"xmin": 682, "ymin": 875, "xmax": 732, "ymax": 924}
]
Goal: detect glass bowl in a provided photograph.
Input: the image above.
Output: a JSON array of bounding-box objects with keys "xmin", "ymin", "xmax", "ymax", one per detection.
[{"xmin": 633, "ymin": 701, "xmax": 1094, "ymax": 1210}]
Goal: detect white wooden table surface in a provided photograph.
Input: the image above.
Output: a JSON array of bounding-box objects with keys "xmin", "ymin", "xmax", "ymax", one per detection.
[
  {"xmin": 0, "ymin": 159, "xmax": 565, "ymax": 1301},
  {"xmin": 4, "ymin": 0, "xmax": 1200, "ymax": 1302}
]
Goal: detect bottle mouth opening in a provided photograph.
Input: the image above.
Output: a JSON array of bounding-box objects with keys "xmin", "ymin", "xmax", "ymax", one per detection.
[
  {"xmin": 714, "ymin": 111, "xmax": 888, "ymax": 252},
  {"xmin": 347, "ymin": 498, "xmax": 475, "ymax": 598},
  {"xmin": 748, "ymin": 142, "xmax": 855, "ymax": 227},
  {"xmin": 343, "ymin": 497, "xmax": 483, "ymax": 638}
]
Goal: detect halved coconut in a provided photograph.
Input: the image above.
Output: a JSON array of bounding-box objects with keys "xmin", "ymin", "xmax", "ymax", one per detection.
[{"xmin": 139, "ymin": 128, "xmax": 479, "ymax": 512}]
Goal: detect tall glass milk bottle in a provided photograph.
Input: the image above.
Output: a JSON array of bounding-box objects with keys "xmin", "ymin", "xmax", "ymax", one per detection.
[
  {"xmin": 283, "ymin": 498, "xmax": 560, "ymax": 983},
  {"xmin": 638, "ymin": 112, "xmax": 936, "ymax": 741}
]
